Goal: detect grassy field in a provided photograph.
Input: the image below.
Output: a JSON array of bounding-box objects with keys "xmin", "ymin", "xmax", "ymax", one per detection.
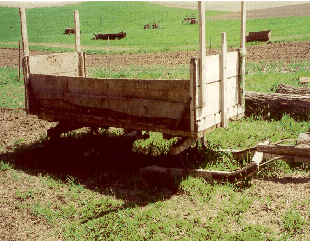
[
  {"xmin": 1, "ymin": 1, "xmax": 310, "ymax": 54},
  {"xmin": 1, "ymin": 2, "xmax": 310, "ymax": 240}
]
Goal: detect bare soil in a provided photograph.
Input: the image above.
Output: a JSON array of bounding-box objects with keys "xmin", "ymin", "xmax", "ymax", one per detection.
[
  {"xmin": 2, "ymin": 41, "xmax": 310, "ymax": 69},
  {"xmin": 1, "ymin": 3, "xmax": 310, "ymax": 239}
]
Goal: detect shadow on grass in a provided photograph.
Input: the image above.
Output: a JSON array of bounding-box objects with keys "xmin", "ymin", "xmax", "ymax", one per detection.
[{"xmin": 0, "ymin": 131, "xmax": 208, "ymax": 207}]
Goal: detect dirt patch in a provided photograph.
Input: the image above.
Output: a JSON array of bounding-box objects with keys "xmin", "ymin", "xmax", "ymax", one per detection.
[
  {"xmin": 2, "ymin": 41, "xmax": 310, "ymax": 70},
  {"xmin": 0, "ymin": 108, "xmax": 56, "ymax": 153}
]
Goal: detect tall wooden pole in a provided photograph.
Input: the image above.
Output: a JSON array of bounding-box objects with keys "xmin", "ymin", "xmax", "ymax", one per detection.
[
  {"xmin": 220, "ymin": 32, "xmax": 227, "ymax": 128},
  {"xmin": 19, "ymin": 7, "xmax": 30, "ymax": 113},
  {"xmin": 240, "ymin": 1, "xmax": 246, "ymax": 107},
  {"xmin": 74, "ymin": 10, "xmax": 81, "ymax": 52},
  {"xmin": 74, "ymin": 10, "xmax": 85, "ymax": 77},
  {"xmin": 19, "ymin": 7, "xmax": 29, "ymax": 57},
  {"xmin": 198, "ymin": 1, "xmax": 206, "ymax": 112}
]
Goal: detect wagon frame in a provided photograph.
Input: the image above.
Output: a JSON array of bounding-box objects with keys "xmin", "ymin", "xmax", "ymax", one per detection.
[{"xmin": 19, "ymin": 2, "xmax": 247, "ymax": 155}]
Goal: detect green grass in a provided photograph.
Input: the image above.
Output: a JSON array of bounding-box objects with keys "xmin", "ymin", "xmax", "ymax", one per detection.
[
  {"xmin": 1, "ymin": 3, "xmax": 310, "ymax": 237},
  {"xmin": 2, "ymin": 168, "xmax": 309, "ymax": 240},
  {"xmin": 0, "ymin": 67, "xmax": 24, "ymax": 108},
  {"xmin": 246, "ymin": 60, "xmax": 310, "ymax": 92},
  {"xmin": 88, "ymin": 64, "xmax": 190, "ymax": 80},
  {"xmin": 1, "ymin": 2, "xmax": 310, "ymax": 54}
]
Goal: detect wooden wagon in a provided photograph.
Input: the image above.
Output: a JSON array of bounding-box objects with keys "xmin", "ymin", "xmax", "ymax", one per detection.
[{"xmin": 19, "ymin": 2, "xmax": 247, "ymax": 155}]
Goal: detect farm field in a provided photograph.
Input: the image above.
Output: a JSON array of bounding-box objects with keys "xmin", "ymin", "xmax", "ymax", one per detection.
[{"xmin": 1, "ymin": 1, "xmax": 310, "ymax": 240}]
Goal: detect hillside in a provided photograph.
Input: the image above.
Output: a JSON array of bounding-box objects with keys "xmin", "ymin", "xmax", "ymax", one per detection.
[{"xmin": 0, "ymin": 1, "xmax": 310, "ymax": 54}]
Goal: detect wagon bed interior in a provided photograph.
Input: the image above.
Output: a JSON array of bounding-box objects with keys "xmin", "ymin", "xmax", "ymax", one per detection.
[{"xmin": 19, "ymin": 3, "xmax": 246, "ymax": 155}]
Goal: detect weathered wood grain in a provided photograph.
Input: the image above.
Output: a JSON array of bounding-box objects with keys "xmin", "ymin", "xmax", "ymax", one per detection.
[
  {"xmin": 37, "ymin": 109, "xmax": 193, "ymax": 136},
  {"xmin": 205, "ymin": 52, "xmax": 239, "ymax": 84},
  {"xmin": 33, "ymin": 91, "xmax": 190, "ymax": 120},
  {"xmin": 30, "ymin": 74, "xmax": 190, "ymax": 103},
  {"xmin": 28, "ymin": 53, "xmax": 79, "ymax": 76},
  {"xmin": 245, "ymin": 91, "xmax": 310, "ymax": 108},
  {"xmin": 258, "ymin": 143, "xmax": 310, "ymax": 157},
  {"xmin": 276, "ymin": 84, "xmax": 310, "ymax": 95}
]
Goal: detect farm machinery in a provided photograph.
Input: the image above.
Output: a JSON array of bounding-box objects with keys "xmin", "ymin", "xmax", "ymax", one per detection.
[{"xmin": 19, "ymin": 2, "xmax": 283, "ymax": 182}]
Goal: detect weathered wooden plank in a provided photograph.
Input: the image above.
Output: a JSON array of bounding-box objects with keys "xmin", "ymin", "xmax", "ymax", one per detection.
[
  {"xmin": 226, "ymin": 76, "xmax": 239, "ymax": 107},
  {"xmin": 197, "ymin": 76, "xmax": 240, "ymax": 120},
  {"xmin": 296, "ymin": 133, "xmax": 310, "ymax": 145},
  {"xmin": 29, "ymin": 74, "xmax": 190, "ymax": 103},
  {"xmin": 28, "ymin": 53, "xmax": 79, "ymax": 76},
  {"xmin": 139, "ymin": 160, "xmax": 259, "ymax": 182},
  {"xmin": 37, "ymin": 109, "xmax": 194, "ymax": 136},
  {"xmin": 258, "ymin": 143, "xmax": 310, "ymax": 157},
  {"xmin": 205, "ymin": 54, "xmax": 220, "ymax": 83},
  {"xmin": 205, "ymin": 52, "xmax": 239, "ymax": 84},
  {"xmin": 276, "ymin": 84, "xmax": 310, "ymax": 95},
  {"xmin": 33, "ymin": 91, "xmax": 190, "ymax": 120},
  {"xmin": 197, "ymin": 104, "xmax": 244, "ymax": 132},
  {"xmin": 203, "ymin": 81, "xmax": 221, "ymax": 116},
  {"xmin": 245, "ymin": 90, "xmax": 310, "ymax": 109},
  {"xmin": 300, "ymin": 77, "xmax": 310, "ymax": 83}
]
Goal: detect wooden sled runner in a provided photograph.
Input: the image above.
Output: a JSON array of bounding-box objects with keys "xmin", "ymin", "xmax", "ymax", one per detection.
[{"xmin": 20, "ymin": 2, "xmax": 247, "ymax": 156}]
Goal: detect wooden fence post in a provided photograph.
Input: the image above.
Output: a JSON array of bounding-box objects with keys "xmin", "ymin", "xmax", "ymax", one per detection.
[
  {"xmin": 220, "ymin": 32, "xmax": 227, "ymax": 128},
  {"xmin": 240, "ymin": 1, "xmax": 246, "ymax": 106},
  {"xmin": 198, "ymin": 1, "xmax": 206, "ymax": 114},
  {"xmin": 19, "ymin": 7, "xmax": 30, "ymax": 113},
  {"xmin": 190, "ymin": 58, "xmax": 198, "ymax": 132},
  {"xmin": 19, "ymin": 7, "xmax": 29, "ymax": 58},
  {"xmin": 74, "ymin": 10, "xmax": 85, "ymax": 77}
]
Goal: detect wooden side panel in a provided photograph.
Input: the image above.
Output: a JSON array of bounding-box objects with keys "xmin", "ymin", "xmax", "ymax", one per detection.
[
  {"xmin": 29, "ymin": 74, "xmax": 191, "ymax": 132},
  {"xmin": 205, "ymin": 55, "xmax": 220, "ymax": 83},
  {"xmin": 196, "ymin": 50, "xmax": 243, "ymax": 132},
  {"xmin": 28, "ymin": 52, "xmax": 79, "ymax": 76},
  {"xmin": 226, "ymin": 52, "xmax": 239, "ymax": 79},
  {"xmin": 226, "ymin": 76, "xmax": 239, "ymax": 107},
  {"xmin": 205, "ymin": 52, "xmax": 239, "ymax": 84}
]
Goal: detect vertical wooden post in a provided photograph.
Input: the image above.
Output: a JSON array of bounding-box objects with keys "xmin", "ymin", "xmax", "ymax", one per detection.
[
  {"xmin": 19, "ymin": 7, "xmax": 29, "ymax": 57},
  {"xmin": 190, "ymin": 58, "xmax": 198, "ymax": 132},
  {"xmin": 220, "ymin": 32, "xmax": 227, "ymax": 128},
  {"xmin": 198, "ymin": 1, "xmax": 206, "ymax": 113},
  {"xmin": 19, "ymin": 7, "xmax": 30, "ymax": 113},
  {"xmin": 240, "ymin": 1, "xmax": 246, "ymax": 106},
  {"xmin": 74, "ymin": 10, "xmax": 85, "ymax": 77},
  {"xmin": 74, "ymin": 10, "xmax": 81, "ymax": 52}
]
